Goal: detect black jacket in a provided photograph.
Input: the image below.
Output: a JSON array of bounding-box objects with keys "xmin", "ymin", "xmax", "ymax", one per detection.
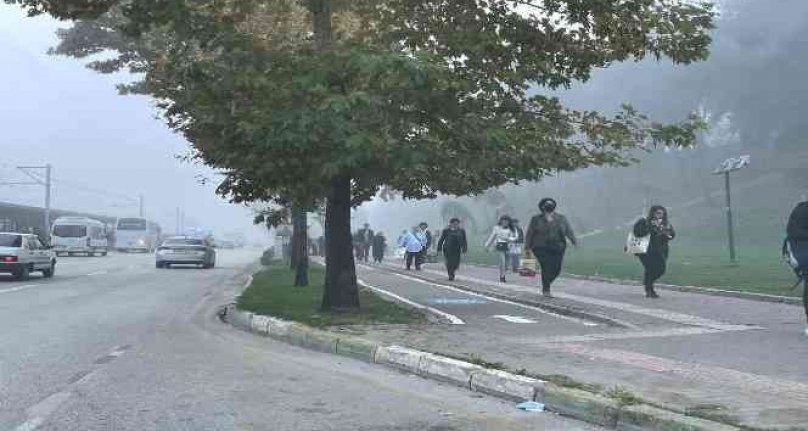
[
  {"xmin": 634, "ymin": 218, "xmax": 676, "ymax": 255},
  {"xmin": 437, "ymin": 228, "xmax": 468, "ymax": 254},
  {"xmin": 787, "ymin": 202, "xmax": 808, "ymax": 241}
]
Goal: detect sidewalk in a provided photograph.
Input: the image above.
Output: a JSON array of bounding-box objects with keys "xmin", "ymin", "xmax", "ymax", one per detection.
[{"xmin": 351, "ymin": 261, "xmax": 808, "ymax": 430}]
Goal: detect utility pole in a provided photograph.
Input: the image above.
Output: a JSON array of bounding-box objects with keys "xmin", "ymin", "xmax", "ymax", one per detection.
[
  {"xmin": 713, "ymin": 155, "xmax": 750, "ymax": 264},
  {"xmin": 139, "ymin": 194, "xmax": 144, "ymax": 218},
  {"xmin": 176, "ymin": 207, "xmax": 181, "ymax": 235},
  {"xmin": 1, "ymin": 164, "xmax": 52, "ymax": 239}
]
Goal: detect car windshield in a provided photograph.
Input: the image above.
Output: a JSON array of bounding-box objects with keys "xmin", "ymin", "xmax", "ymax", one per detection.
[
  {"xmin": 163, "ymin": 239, "xmax": 204, "ymax": 246},
  {"xmin": 53, "ymin": 225, "xmax": 87, "ymax": 238},
  {"xmin": 0, "ymin": 234, "xmax": 23, "ymax": 248},
  {"xmin": 117, "ymin": 219, "xmax": 147, "ymax": 230}
]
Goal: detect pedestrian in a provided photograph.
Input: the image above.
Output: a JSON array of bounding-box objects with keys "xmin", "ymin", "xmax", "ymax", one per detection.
[
  {"xmin": 525, "ymin": 198, "xmax": 577, "ymax": 297},
  {"xmin": 417, "ymin": 222, "xmax": 431, "ymax": 268},
  {"xmin": 398, "ymin": 226, "xmax": 425, "ymax": 270},
  {"xmin": 784, "ymin": 200, "xmax": 808, "ymax": 336},
  {"xmin": 632, "ymin": 205, "xmax": 675, "ymax": 298},
  {"xmin": 355, "ymin": 223, "xmax": 374, "ymax": 263},
  {"xmin": 437, "ymin": 218, "xmax": 468, "ymax": 281},
  {"xmin": 508, "ymin": 218, "xmax": 525, "ymax": 273},
  {"xmin": 372, "ymin": 231, "xmax": 387, "ymax": 264},
  {"xmin": 485, "ymin": 215, "xmax": 518, "ymax": 283}
]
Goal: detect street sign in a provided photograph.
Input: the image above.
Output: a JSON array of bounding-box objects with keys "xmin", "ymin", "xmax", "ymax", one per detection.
[{"xmin": 713, "ymin": 155, "xmax": 750, "ymax": 175}]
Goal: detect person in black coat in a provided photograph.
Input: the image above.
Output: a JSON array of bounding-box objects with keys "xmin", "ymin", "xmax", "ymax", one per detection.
[
  {"xmin": 633, "ymin": 205, "xmax": 676, "ymax": 298},
  {"xmin": 437, "ymin": 218, "xmax": 468, "ymax": 281},
  {"xmin": 371, "ymin": 231, "xmax": 387, "ymax": 264},
  {"xmin": 785, "ymin": 201, "xmax": 808, "ymax": 334}
]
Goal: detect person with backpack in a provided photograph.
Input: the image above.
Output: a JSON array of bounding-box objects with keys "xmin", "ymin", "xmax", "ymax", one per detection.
[
  {"xmin": 485, "ymin": 215, "xmax": 518, "ymax": 283},
  {"xmin": 525, "ymin": 198, "xmax": 577, "ymax": 297},
  {"xmin": 784, "ymin": 201, "xmax": 808, "ymax": 336},
  {"xmin": 632, "ymin": 205, "xmax": 676, "ymax": 298},
  {"xmin": 437, "ymin": 218, "xmax": 468, "ymax": 281}
]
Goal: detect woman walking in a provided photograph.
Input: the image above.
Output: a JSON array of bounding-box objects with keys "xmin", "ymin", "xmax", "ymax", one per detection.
[
  {"xmin": 485, "ymin": 215, "xmax": 518, "ymax": 283},
  {"xmin": 633, "ymin": 205, "xmax": 675, "ymax": 298},
  {"xmin": 785, "ymin": 201, "xmax": 808, "ymax": 336},
  {"xmin": 437, "ymin": 218, "xmax": 468, "ymax": 281},
  {"xmin": 525, "ymin": 198, "xmax": 577, "ymax": 297}
]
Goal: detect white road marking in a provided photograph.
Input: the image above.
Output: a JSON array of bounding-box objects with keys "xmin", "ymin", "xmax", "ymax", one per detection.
[
  {"xmin": 14, "ymin": 391, "xmax": 72, "ymax": 431},
  {"xmin": 517, "ymin": 326, "xmax": 725, "ymax": 344},
  {"xmin": 86, "ymin": 270, "xmax": 109, "ymax": 276},
  {"xmin": 358, "ymin": 279, "xmax": 465, "ymax": 325},
  {"xmin": 492, "ymin": 315, "xmax": 537, "ymax": 324},
  {"xmin": 0, "ymin": 284, "xmax": 39, "ymax": 294},
  {"xmin": 441, "ymin": 271, "xmax": 756, "ymax": 331},
  {"xmin": 393, "ymin": 273, "xmax": 599, "ymax": 327}
]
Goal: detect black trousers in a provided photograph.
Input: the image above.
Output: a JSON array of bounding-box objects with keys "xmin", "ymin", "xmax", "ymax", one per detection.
[
  {"xmin": 372, "ymin": 248, "xmax": 384, "ymax": 263},
  {"xmin": 638, "ymin": 251, "xmax": 667, "ymax": 291},
  {"xmin": 405, "ymin": 251, "xmax": 421, "ymax": 270},
  {"xmin": 444, "ymin": 250, "xmax": 461, "ymax": 278},
  {"xmin": 533, "ymin": 247, "xmax": 565, "ymax": 291},
  {"xmin": 802, "ymin": 275, "xmax": 808, "ymax": 323}
]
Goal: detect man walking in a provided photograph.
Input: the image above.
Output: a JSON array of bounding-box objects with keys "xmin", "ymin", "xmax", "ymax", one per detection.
[
  {"xmin": 399, "ymin": 227, "xmax": 425, "ymax": 270},
  {"xmin": 437, "ymin": 218, "xmax": 468, "ymax": 280},
  {"xmin": 356, "ymin": 223, "xmax": 374, "ymax": 263}
]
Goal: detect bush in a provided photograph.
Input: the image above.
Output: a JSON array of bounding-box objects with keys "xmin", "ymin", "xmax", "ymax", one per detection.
[{"xmin": 260, "ymin": 248, "xmax": 275, "ymax": 266}]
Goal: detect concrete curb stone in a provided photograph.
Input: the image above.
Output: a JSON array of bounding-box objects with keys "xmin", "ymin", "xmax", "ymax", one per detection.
[
  {"xmin": 417, "ymin": 353, "xmax": 485, "ymax": 388},
  {"xmin": 335, "ymin": 336, "xmax": 378, "ymax": 362},
  {"xmin": 374, "ymin": 345, "xmax": 424, "ymax": 373},
  {"xmin": 470, "ymin": 368, "xmax": 543, "ymax": 402},
  {"xmin": 540, "ymin": 383, "xmax": 620, "ymax": 428},
  {"xmin": 224, "ymin": 306, "xmax": 743, "ymax": 431},
  {"xmin": 617, "ymin": 404, "xmax": 741, "ymax": 431}
]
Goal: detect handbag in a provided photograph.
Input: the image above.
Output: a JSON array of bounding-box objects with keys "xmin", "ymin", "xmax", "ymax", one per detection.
[
  {"xmin": 625, "ymin": 231, "xmax": 650, "ymax": 255},
  {"xmin": 495, "ymin": 241, "xmax": 509, "ymax": 252}
]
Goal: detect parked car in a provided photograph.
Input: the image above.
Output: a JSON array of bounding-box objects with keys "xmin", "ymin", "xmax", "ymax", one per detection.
[
  {"xmin": 0, "ymin": 232, "xmax": 56, "ymax": 280},
  {"xmin": 155, "ymin": 236, "xmax": 216, "ymax": 269}
]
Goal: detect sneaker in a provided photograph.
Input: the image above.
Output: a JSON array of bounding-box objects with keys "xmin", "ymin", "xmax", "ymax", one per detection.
[
  {"xmin": 541, "ymin": 290, "xmax": 553, "ymax": 298},
  {"xmin": 499, "ymin": 276, "xmax": 506, "ymax": 283},
  {"xmin": 645, "ymin": 290, "xmax": 660, "ymax": 299}
]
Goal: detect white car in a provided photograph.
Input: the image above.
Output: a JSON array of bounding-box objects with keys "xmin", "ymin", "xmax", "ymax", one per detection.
[
  {"xmin": 0, "ymin": 232, "xmax": 56, "ymax": 280},
  {"xmin": 155, "ymin": 236, "xmax": 216, "ymax": 269}
]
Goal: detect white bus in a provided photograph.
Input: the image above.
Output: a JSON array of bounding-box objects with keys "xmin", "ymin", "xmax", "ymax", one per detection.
[
  {"xmin": 114, "ymin": 217, "xmax": 161, "ymax": 252},
  {"xmin": 51, "ymin": 216, "xmax": 109, "ymax": 257}
]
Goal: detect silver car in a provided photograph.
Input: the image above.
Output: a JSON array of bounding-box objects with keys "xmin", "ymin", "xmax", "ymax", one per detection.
[
  {"xmin": 155, "ymin": 236, "xmax": 216, "ymax": 269},
  {"xmin": 0, "ymin": 232, "xmax": 57, "ymax": 280}
]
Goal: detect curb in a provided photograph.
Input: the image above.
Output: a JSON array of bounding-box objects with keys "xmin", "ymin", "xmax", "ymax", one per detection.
[
  {"xmin": 465, "ymin": 263, "xmax": 802, "ymax": 306},
  {"xmin": 381, "ymin": 266, "xmax": 635, "ymax": 328},
  {"xmin": 220, "ymin": 304, "xmax": 740, "ymax": 431}
]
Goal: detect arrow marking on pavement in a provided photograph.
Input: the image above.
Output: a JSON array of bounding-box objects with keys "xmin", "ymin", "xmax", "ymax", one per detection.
[{"xmin": 492, "ymin": 315, "xmax": 537, "ymax": 324}]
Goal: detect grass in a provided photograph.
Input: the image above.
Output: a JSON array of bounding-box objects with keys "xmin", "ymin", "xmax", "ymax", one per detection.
[
  {"xmin": 237, "ymin": 264, "xmax": 425, "ymax": 328},
  {"xmin": 464, "ymin": 228, "xmax": 801, "ymax": 297}
]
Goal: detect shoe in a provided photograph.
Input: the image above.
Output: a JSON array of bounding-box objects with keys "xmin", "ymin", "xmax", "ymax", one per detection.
[
  {"xmin": 448, "ymin": 274, "xmax": 455, "ymax": 281},
  {"xmin": 542, "ymin": 290, "xmax": 553, "ymax": 298},
  {"xmin": 500, "ymin": 276, "xmax": 506, "ymax": 283},
  {"xmin": 645, "ymin": 290, "xmax": 660, "ymax": 299},
  {"xmin": 804, "ymin": 326, "xmax": 808, "ymax": 337}
]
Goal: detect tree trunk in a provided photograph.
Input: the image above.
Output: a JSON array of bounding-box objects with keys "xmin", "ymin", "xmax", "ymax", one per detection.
[
  {"xmin": 291, "ymin": 207, "xmax": 309, "ymax": 286},
  {"xmin": 321, "ymin": 177, "xmax": 360, "ymax": 311}
]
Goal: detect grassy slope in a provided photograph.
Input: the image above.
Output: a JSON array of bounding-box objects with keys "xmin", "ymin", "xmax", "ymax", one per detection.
[{"xmin": 237, "ymin": 264, "xmax": 424, "ymax": 327}]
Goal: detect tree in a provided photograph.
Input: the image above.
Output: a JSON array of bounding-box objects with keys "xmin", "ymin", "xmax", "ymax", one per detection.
[{"xmin": 29, "ymin": 0, "xmax": 713, "ymax": 311}]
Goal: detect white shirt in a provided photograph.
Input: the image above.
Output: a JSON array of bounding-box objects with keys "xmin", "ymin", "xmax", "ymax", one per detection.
[{"xmin": 485, "ymin": 226, "xmax": 517, "ymax": 248}]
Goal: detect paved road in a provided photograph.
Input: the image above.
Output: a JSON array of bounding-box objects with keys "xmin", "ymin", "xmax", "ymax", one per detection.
[
  {"xmin": 355, "ymin": 260, "xmax": 808, "ymax": 430},
  {"xmin": 0, "ymin": 251, "xmax": 605, "ymax": 431}
]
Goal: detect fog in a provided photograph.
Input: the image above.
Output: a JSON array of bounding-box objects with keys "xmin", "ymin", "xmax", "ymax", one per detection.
[
  {"xmin": 0, "ymin": 7, "xmax": 267, "ymax": 240},
  {"xmin": 362, "ymin": 0, "xmax": 808, "ymax": 248}
]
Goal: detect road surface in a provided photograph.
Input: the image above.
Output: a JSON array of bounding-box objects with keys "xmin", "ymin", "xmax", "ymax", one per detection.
[{"xmin": 0, "ymin": 250, "xmax": 605, "ymax": 431}]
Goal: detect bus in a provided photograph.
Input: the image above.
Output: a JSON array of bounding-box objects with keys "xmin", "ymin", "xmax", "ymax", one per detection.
[
  {"xmin": 51, "ymin": 216, "xmax": 109, "ymax": 256},
  {"xmin": 114, "ymin": 217, "xmax": 161, "ymax": 252}
]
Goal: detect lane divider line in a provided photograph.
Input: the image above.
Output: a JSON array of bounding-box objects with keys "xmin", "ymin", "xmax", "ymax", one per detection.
[
  {"xmin": 358, "ymin": 279, "xmax": 465, "ymax": 325},
  {"xmin": 0, "ymin": 284, "xmax": 40, "ymax": 295}
]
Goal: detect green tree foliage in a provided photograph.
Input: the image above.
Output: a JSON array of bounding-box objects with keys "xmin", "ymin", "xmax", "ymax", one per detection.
[{"xmin": 30, "ymin": 0, "xmax": 714, "ymax": 310}]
